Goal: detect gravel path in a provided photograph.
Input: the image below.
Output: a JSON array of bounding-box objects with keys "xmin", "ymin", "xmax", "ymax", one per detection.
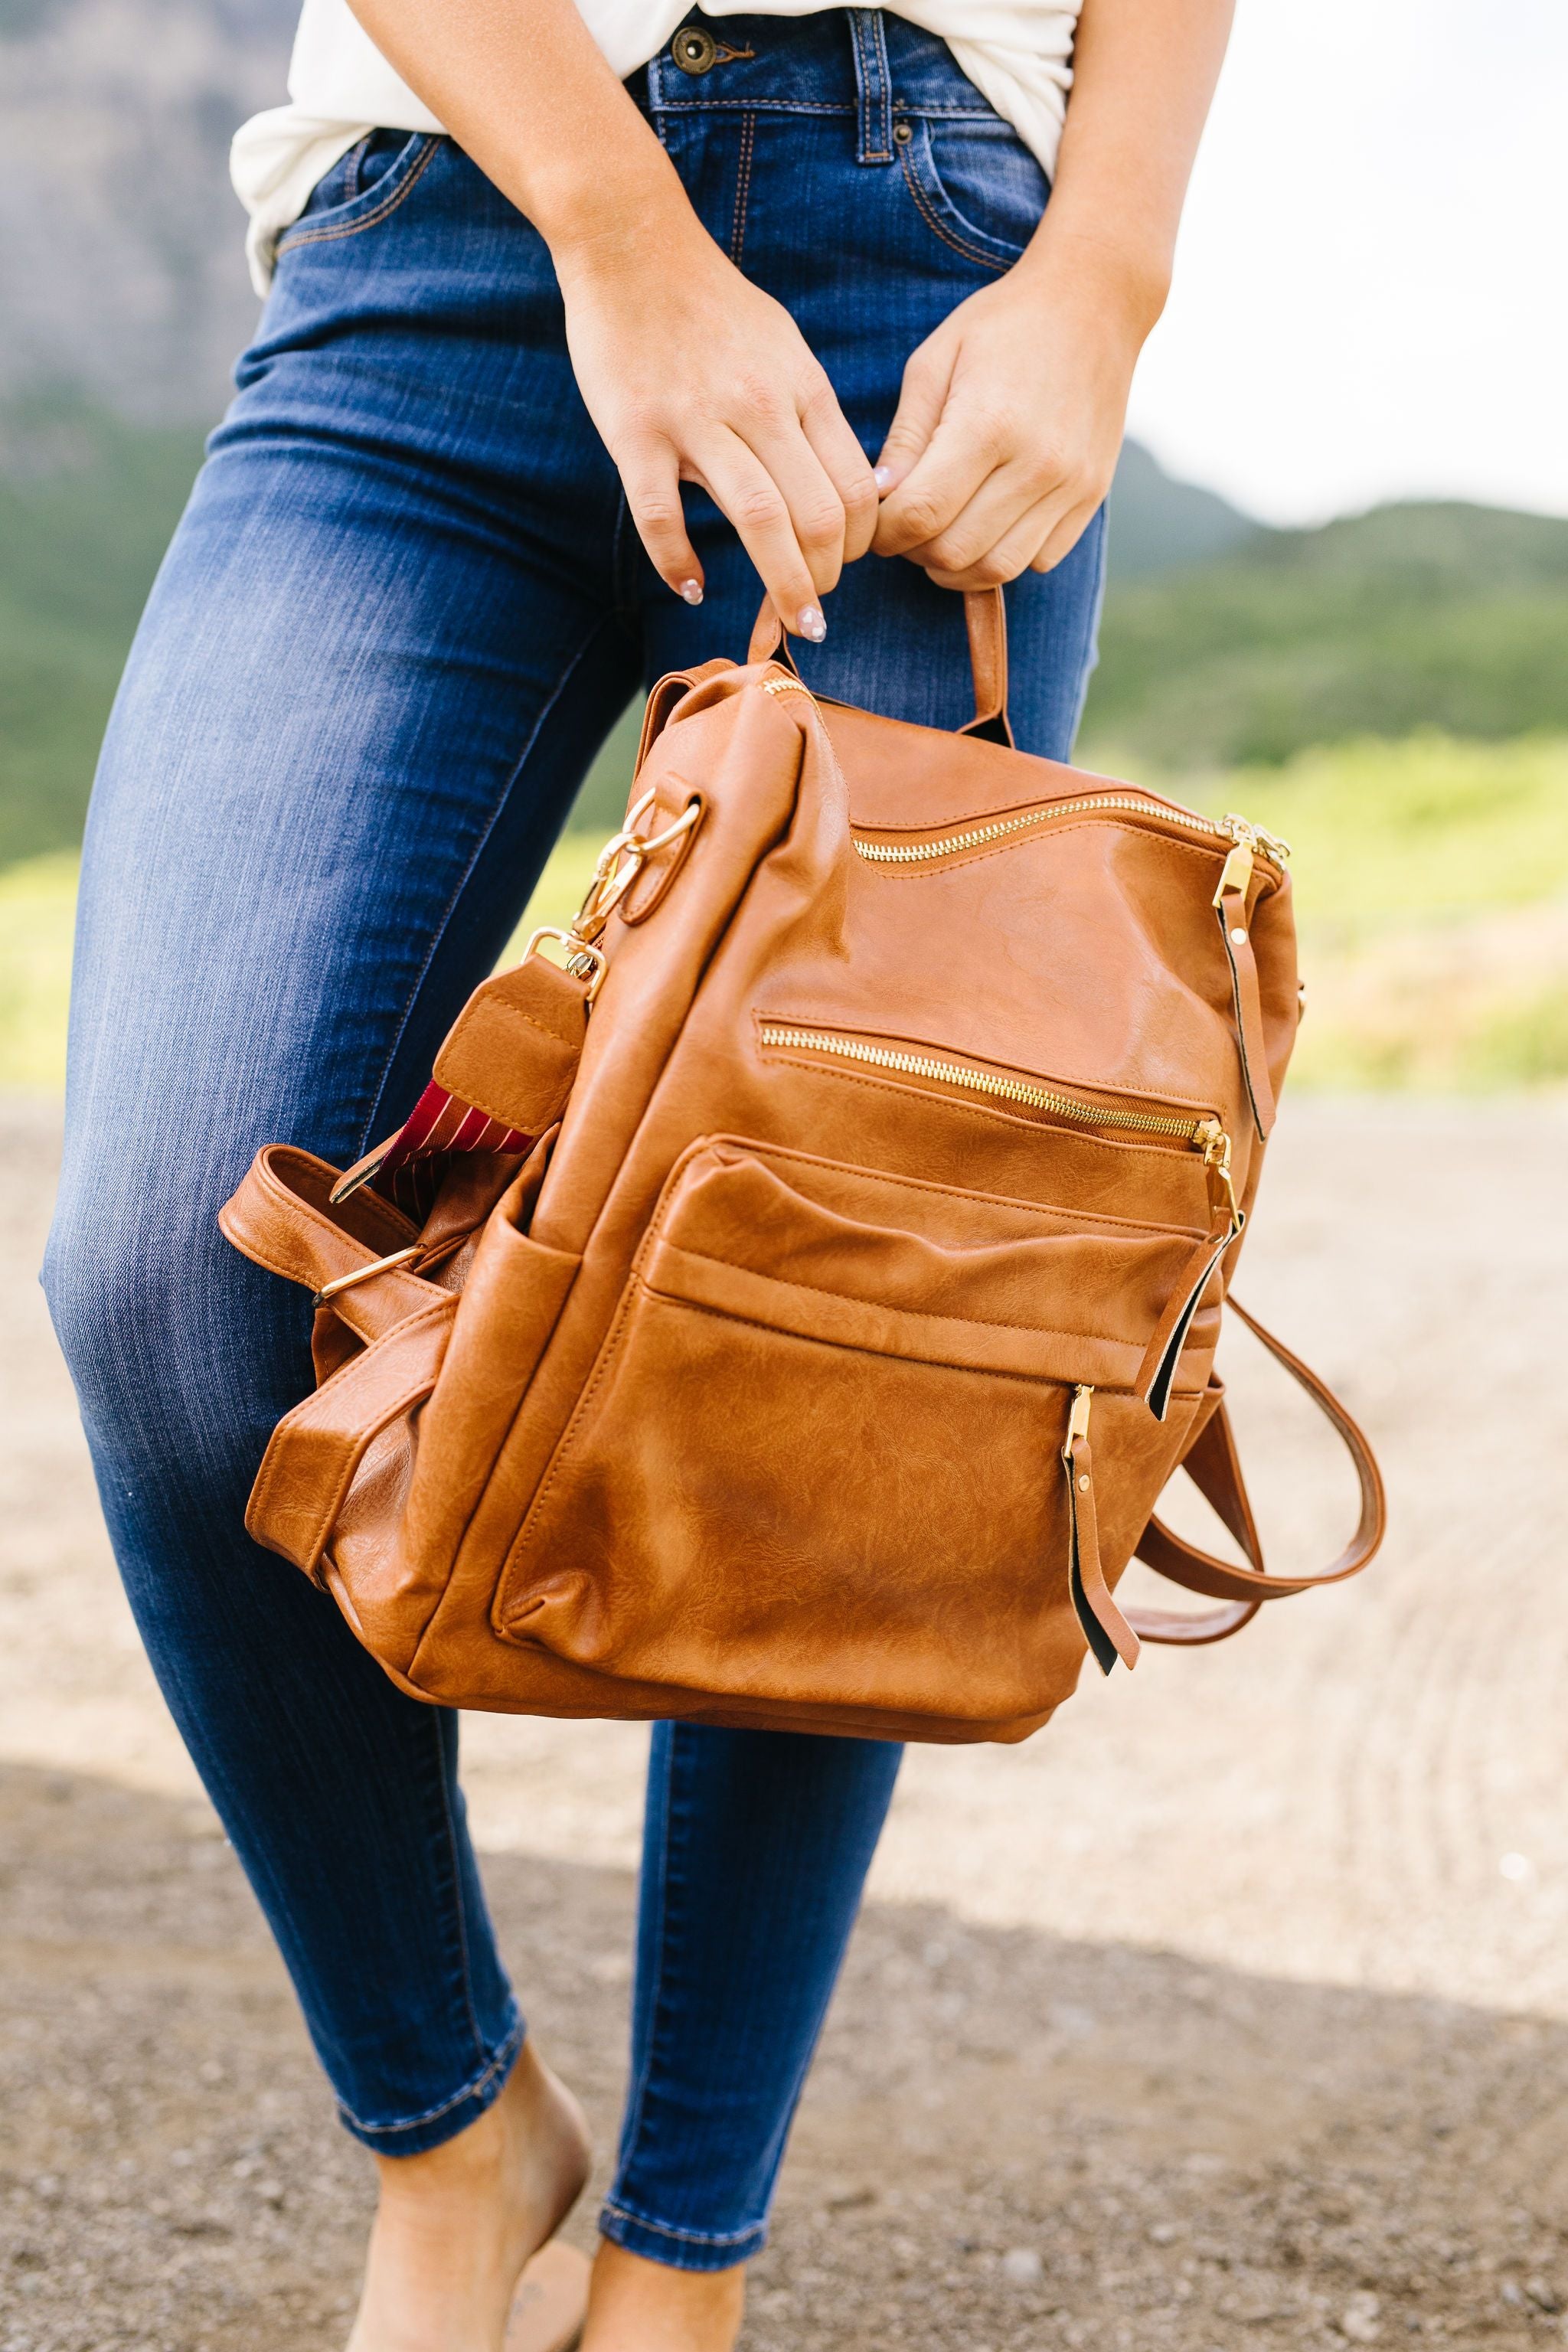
[{"xmin": 4, "ymin": 1093, "xmax": 1568, "ymax": 2350}]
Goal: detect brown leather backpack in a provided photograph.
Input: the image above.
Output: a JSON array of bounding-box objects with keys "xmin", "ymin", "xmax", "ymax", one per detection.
[{"xmin": 220, "ymin": 590, "xmax": 1384, "ymax": 1744}]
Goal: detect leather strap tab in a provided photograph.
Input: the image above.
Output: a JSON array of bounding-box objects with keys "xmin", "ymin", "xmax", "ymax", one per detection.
[
  {"xmin": 1217, "ymin": 889, "xmax": 1278, "ymax": 1138},
  {"xmin": 1063, "ymin": 1395, "xmax": 1140, "ymax": 1674}
]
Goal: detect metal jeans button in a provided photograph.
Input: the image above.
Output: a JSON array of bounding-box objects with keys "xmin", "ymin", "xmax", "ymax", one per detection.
[{"xmin": 672, "ymin": 26, "xmax": 720, "ymax": 74}]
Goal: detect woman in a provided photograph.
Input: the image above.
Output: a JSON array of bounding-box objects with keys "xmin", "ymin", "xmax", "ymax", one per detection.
[{"xmin": 44, "ymin": 3, "xmax": 1232, "ymax": 2347}]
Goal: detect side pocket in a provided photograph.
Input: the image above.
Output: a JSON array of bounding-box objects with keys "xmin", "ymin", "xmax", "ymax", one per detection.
[
  {"xmin": 328, "ymin": 1165, "xmax": 580, "ymax": 1668},
  {"xmin": 492, "ymin": 1138, "xmax": 1206, "ymax": 1726},
  {"xmin": 278, "ymin": 132, "xmax": 440, "ymax": 256},
  {"xmin": 898, "ymin": 116, "xmax": 1047, "ymax": 274}
]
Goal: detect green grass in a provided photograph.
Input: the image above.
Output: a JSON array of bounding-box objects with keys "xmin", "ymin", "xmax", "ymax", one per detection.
[{"xmin": 5, "ymin": 733, "xmax": 1566, "ymax": 1096}]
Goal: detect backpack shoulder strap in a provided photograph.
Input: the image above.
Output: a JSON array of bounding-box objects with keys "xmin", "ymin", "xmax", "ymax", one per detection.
[{"xmin": 1125, "ymin": 1295, "xmax": 1387, "ymax": 1647}]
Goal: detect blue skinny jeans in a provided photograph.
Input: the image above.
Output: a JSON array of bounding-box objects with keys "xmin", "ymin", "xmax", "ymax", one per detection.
[{"xmin": 44, "ymin": 8, "xmax": 1105, "ymax": 2268}]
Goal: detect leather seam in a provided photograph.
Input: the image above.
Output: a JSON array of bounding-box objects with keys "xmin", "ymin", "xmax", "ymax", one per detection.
[
  {"xmin": 713, "ymin": 1135, "xmax": 1204, "ymax": 1241},
  {"xmin": 652, "ymin": 1246, "xmax": 1207, "ymax": 1351},
  {"xmin": 638, "ymin": 1282, "xmax": 1207, "ymax": 1397}
]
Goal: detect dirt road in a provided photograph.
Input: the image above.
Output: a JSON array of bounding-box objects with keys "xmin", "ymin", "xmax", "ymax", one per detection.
[{"xmin": 4, "ymin": 1093, "xmax": 1568, "ymax": 2350}]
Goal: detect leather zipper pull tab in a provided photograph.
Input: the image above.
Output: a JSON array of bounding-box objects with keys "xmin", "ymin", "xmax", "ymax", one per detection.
[{"xmin": 1062, "ymin": 1386, "xmax": 1140, "ymax": 1675}]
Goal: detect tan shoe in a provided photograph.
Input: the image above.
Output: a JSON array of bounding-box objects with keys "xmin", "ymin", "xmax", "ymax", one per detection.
[{"xmin": 506, "ymin": 2240, "xmax": 590, "ymax": 2352}]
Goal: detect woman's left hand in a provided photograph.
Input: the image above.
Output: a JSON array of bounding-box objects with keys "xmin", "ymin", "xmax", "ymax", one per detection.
[{"xmin": 870, "ymin": 263, "xmax": 1146, "ymax": 590}]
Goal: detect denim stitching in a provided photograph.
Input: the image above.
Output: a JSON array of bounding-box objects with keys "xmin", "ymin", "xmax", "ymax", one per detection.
[
  {"xmin": 278, "ymin": 136, "xmax": 439, "ymax": 256},
  {"xmin": 730, "ymin": 112, "xmax": 756, "ymax": 264},
  {"xmin": 600, "ymin": 2200, "xmax": 766, "ymax": 2248},
  {"xmin": 356, "ymin": 616, "xmax": 623, "ymax": 1157},
  {"xmin": 851, "ymin": 9, "xmax": 893, "ymax": 162},
  {"xmin": 338, "ymin": 2013, "xmax": 524, "ymax": 2139},
  {"xmin": 649, "ymin": 99, "xmax": 994, "ymax": 117},
  {"xmin": 897, "ymin": 142, "xmax": 1015, "ymax": 274}
]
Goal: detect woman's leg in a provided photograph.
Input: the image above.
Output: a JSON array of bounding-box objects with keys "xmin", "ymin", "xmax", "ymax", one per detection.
[{"xmin": 43, "ymin": 139, "xmax": 639, "ymax": 2345}]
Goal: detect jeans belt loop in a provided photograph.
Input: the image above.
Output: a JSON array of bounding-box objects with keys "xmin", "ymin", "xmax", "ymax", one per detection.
[{"xmin": 849, "ymin": 9, "xmax": 894, "ymax": 165}]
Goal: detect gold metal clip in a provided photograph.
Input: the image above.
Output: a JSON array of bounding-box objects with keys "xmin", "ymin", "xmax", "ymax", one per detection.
[
  {"xmin": 312, "ymin": 1244, "xmax": 423, "ymax": 1310},
  {"xmin": 1062, "ymin": 1383, "xmax": 1094, "ymax": 1462}
]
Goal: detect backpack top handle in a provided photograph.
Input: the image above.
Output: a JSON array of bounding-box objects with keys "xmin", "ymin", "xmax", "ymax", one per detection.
[{"xmin": 746, "ymin": 585, "xmax": 1014, "ymax": 746}]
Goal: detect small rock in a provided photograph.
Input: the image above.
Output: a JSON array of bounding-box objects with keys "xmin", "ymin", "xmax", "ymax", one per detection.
[
  {"xmin": 1148, "ymin": 2222, "xmax": 1182, "ymax": 2246},
  {"xmin": 1526, "ymin": 2277, "xmax": 1563, "ymax": 2313},
  {"xmin": 1002, "ymin": 2247, "xmax": 1044, "ymax": 2285},
  {"xmin": 255, "ymin": 2179, "xmax": 286, "ymax": 2207},
  {"xmin": 1339, "ymin": 2290, "xmax": 1382, "ymax": 2342}
]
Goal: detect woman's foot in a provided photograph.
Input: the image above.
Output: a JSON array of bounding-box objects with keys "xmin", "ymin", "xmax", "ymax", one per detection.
[
  {"xmin": 578, "ymin": 2241, "xmax": 746, "ymax": 2352},
  {"xmin": 347, "ymin": 2039, "xmax": 593, "ymax": 2352}
]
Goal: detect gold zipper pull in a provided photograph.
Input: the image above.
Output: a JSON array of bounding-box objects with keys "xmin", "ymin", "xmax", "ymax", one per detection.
[
  {"xmin": 1213, "ymin": 838, "xmax": 1254, "ymax": 907},
  {"xmin": 1197, "ymin": 1118, "xmax": 1243, "ymax": 1233},
  {"xmin": 1063, "ymin": 1383, "xmax": 1094, "ymax": 1461}
]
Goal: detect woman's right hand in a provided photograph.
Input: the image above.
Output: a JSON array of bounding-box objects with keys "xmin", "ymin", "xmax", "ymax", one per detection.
[{"xmin": 555, "ymin": 225, "xmax": 877, "ymax": 639}]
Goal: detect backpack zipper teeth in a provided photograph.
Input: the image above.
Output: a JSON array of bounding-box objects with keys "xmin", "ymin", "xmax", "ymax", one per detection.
[
  {"xmin": 757, "ymin": 1025, "xmax": 1217, "ymax": 1145},
  {"xmin": 852, "ymin": 797, "xmax": 1285, "ymax": 867}
]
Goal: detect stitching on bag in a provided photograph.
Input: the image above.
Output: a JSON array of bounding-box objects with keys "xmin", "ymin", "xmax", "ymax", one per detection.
[
  {"xmin": 645, "ymin": 1286, "xmax": 1207, "ymax": 1396},
  {"xmin": 650, "ymin": 1247, "xmax": 1177, "ymax": 1352},
  {"xmin": 730, "ymin": 111, "xmax": 756, "ymax": 263},
  {"xmin": 278, "ymin": 135, "xmax": 440, "ymax": 255},
  {"xmin": 897, "ymin": 142, "xmax": 1014, "ymax": 274},
  {"xmin": 725, "ymin": 1132, "xmax": 1204, "ymax": 1240}
]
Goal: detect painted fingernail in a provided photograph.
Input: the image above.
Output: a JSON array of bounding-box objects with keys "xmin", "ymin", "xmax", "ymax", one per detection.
[
  {"xmin": 874, "ymin": 466, "xmax": 893, "ymax": 490},
  {"xmin": 679, "ymin": 578, "xmax": 704, "ymax": 606},
  {"xmin": 799, "ymin": 606, "xmax": 827, "ymax": 643}
]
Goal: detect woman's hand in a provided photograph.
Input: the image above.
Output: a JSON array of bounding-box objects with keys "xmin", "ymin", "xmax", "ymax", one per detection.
[
  {"xmin": 557, "ymin": 225, "xmax": 877, "ymax": 638},
  {"xmin": 871, "ymin": 260, "xmax": 1145, "ymax": 591}
]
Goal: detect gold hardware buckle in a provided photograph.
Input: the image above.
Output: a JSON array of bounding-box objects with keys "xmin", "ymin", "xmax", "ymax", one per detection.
[
  {"xmin": 312, "ymin": 1244, "xmax": 423, "ymax": 1310},
  {"xmin": 524, "ymin": 924, "xmax": 609, "ymax": 1004}
]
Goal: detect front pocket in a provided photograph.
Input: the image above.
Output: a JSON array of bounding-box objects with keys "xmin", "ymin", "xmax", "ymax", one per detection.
[
  {"xmin": 898, "ymin": 116, "xmax": 1048, "ymax": 273},
  {"xmin": 492, "ymin": 1141, "xmax": 1212, "ymax": 1726},
  {"xmin": 279, "ymin": 132, "xmax": 440, "ymax": 256}
]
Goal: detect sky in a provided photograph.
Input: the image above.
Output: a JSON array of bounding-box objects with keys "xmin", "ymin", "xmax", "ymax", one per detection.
[{"xmin": 1126, "ymin": 0, "xmax": 1568, "ymax": 525}]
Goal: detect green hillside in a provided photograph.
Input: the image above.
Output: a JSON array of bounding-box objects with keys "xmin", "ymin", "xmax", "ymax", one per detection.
[
  {"xmin": 0, "ymin": 400, "xmax": 206, "ymax": 865},
  {"xmin": 1083, "ymin": 501, "xmax": 1568, "ymax": 768},
  {"xmin": 5, "ymin": 403, "xmax": 1568, "ymax": 865}
]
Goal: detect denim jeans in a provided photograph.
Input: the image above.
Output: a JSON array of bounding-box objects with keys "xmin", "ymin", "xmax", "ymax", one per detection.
[{"xmin": 44, "ymin": 8, "xmax": 1104, "ymax": 2267}]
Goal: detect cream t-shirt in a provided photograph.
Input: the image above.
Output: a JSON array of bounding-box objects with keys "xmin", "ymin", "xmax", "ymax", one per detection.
[{"xmin": 231, "ymin": 2, "xmax": 1080, "ymax": 295}]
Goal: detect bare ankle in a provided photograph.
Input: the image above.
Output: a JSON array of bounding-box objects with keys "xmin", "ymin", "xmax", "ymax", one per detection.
[{"xmin": 580, "ymin": 2239, "xmax": 746, "ymax": 2352}]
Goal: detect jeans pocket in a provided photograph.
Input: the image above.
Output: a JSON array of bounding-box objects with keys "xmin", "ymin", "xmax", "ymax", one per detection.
[
  {"xmin": 898, "ymin": 116, "xmax": 1049, "ymax": 273},
  {"xmin": 279, "ymin": 131, "xmax": 441, "ymax": 257}
]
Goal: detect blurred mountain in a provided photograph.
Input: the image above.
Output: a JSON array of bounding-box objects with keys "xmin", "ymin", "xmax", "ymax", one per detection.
[
  {"xmin": 1081, "ymin": 500, "xmax": 1568, "ymax": 766},
  {"xmin": 2, "ymin": 0, "xmax": 1566, "ymax": 862},
  {"xmin": 1106, "ymin": 439, "xmax": 1267, "ymax": 578},
  {"xmin": 0, "ymin": 0, "xmax": 292, "ymax": 423}
]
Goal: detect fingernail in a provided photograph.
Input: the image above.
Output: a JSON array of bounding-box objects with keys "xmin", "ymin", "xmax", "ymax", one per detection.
[
  {"xmin": 798, "ymin": 606, "xmax": 827, "ymax": 643},
  {"xmin": 679, "ymin": 578, "xmax": 704, "ymax": 606},
  {"xmin": 874, "ymin": 466, "xmax": 893, "ymax": 490}
]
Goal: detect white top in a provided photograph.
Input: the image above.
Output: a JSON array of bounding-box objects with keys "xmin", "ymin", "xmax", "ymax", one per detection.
[{"xmin": 231, "ymin": 2, "xmax": 1080, "ymax": 295}]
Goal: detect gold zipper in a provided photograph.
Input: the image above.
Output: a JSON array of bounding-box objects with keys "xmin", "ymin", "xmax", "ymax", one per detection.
[
  {"xmin": 759, "ymin": 1023, "xmax": 1246, "ymax": 1227},
  {"xmin": 758, "ymin": 1024, "xmax": 1218, "ymax": 1145},
  {"xmin": 851, "ymin": 797, "xmax": 1289, "ymax": 870},
  {"xmin": 757, "ymin": 673, "xmax": 1290, "ymax": 870}
]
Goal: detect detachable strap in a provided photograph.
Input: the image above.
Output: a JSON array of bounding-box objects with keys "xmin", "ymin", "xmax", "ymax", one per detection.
[
  {"xmin": 746, "ymin": 586, "xmax": 1012, "ymax": 743},
  {"xmin": 1125, "ymin": 1295, "xmax": 1386, "ymax": 1647}
]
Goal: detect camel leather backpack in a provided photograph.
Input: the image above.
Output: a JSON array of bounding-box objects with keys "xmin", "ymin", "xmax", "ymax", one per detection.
[{"xmin": 220, "ymin": 590, "xmax": 1384, "ymax": 1744}]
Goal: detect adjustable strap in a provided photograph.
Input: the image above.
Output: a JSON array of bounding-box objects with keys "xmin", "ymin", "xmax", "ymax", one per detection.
[
  {"xmin": 1063, "ymin": 1387, "xmax": 1140, "ymax": 1675},
  {"xmin": 1213, "ymin": 844, "xmax": 1278, "ymax": 1139},
  {"xmin": 1125, "ymin": 1295, "xmax": 1386, "ymax": 1646}
]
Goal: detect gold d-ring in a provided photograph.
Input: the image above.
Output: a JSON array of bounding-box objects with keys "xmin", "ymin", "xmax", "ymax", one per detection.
[{"xmin": 312, "ymin": 1244, "xmax": 423, "ymax": 1310}]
